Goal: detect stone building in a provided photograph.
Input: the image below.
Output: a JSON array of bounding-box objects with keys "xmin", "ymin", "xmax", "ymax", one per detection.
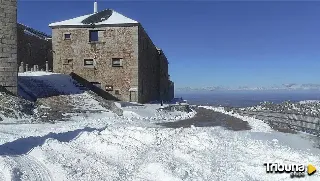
[
  {"xmin": 49, "ymin": 4, "xmax": 174, "ymax": 103},
  {"xmin": 17, "ymin": 23, "xmax": 53, "ymax": 71},
  {"xmin": 0, "ymin": 0, "xmax": 18, "ymax": 94}
]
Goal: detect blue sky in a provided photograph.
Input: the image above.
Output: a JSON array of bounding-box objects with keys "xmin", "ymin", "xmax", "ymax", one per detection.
[{"xmin": 18, "ymin": 1, "xmax": 320, "ymax": 88}]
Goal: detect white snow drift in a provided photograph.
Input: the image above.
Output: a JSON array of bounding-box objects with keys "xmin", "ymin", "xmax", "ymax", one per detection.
[{"xmin": 0, "ymin": 104, "xmax": 319, "ymax": 181}]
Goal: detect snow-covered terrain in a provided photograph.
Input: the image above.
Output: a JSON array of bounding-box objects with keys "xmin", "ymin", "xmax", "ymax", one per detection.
[
  {"xmin": 0, "ymin": 72, "xmax": 319, "ymax": 181},
  {"xmin": 0, "ymin": 104, "xmax": 319, "ymax": 181}
]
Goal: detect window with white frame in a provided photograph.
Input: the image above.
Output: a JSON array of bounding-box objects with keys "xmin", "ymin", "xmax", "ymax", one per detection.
[
  {"xmin": 112, "ymin": 58, "xmax": 123, "ymax": 67},
  {"xmin": 105, "ymin": 85, "xmax": 113, "ymax": 91},
  {"xmin": 84, "ymin": 59, "xmax": 94, "ymax": 67}
]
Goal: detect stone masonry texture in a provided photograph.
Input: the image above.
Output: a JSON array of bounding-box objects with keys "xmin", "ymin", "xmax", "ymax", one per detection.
[
  {"xmin": 138, "ymin": 26, "xmax": 160, "ymax": 103},
  {"xmin": 0, "ymin": 0, "xmax": 18, "ymax": 94},
  {"xmin": 17, "ymin": 24, "xmax": 53, "ymax": 71},
  {"xmin": 52, "ymin": 24, "xmax": 173, "ymax": 103},
  {"xmin": 52, "ymin": 25, "xmax": 139, "ymax": 102}
]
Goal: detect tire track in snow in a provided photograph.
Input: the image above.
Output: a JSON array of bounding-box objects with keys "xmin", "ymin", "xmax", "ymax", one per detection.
[
  {"xmin": 7, "ymin": 155, "xmax": 53, "ymax": 181},
  {"xmin": 33, "ymin": 139, "xmax": 123, "ymax": 181}
]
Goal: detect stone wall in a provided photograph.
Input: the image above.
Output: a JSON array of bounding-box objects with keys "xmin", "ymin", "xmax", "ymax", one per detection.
[
  {"xmin": 0, "ymin": 0, "xmax": 17, "ymax": 94},
  {"xmin": 52, "ymin": 24, "xmax": 174, "ymax": 103},
  {"xmin": 138, "ymin": 26, "xmax": 160, "ymax": 103},
  {"xmin": 17, "ymin": 24, "xmax": 53, "ymax": 71},
  {"xmin": 168, "ymin": 80, "xmax": 174, "ymax": 101},
  {"xmin": 158, "ymin": 49, "xmax": 171, "ymax": 101},
  {"xmin": 52, "ymin": 25, "xmax": 139, "ymax": 102}
]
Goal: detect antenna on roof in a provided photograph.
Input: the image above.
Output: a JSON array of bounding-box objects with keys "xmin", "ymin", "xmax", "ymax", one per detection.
[{"xmin": 94, "ymin": 1, "xmax": 98, "ymax": 14}]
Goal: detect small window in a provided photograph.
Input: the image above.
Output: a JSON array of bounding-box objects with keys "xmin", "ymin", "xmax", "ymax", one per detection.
[
  {"xmin": 84, "ymin": 59, "xmax": 94, "ymax": 67},
  {"xmin": 64, "ymin": 33, "xmax": 71, "ymax": 40},
  {"xmin": 89, "ymin": 30, "xmax": 99, "ymax": 42},
  {"xmin": 112, "ymin": 58, "xmax": 123, "ymax": 67},
  {"xmin": 115, "ymin": 89, "xmax": 120, "ymax": 95},
  {"xmin": 105, "ymin": 85, "xmax": 113, "ymax": 91},
  {"xmin": 63, "ymin": 59, "xmax": 73, "ymax": 65}
]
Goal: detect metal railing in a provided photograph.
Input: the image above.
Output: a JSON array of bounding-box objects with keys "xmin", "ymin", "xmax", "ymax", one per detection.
[{"xmin": 237, "ymin": 110, "xmax": 320, "ymax": 136}]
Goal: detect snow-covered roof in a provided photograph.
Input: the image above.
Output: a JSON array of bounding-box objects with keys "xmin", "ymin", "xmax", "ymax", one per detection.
[{"xmin": 49, "ymin": 9, "xmax": 138, "ymax": 27}]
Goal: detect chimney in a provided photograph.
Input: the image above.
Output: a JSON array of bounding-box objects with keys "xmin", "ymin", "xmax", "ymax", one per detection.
[{"xmin": 94, "ymin": 1, "xmax": 98, "ymax": 13}]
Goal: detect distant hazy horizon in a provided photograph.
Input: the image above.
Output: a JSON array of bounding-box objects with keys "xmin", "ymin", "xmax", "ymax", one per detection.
[{"xmin": 175, "ymin": 90, "xmax": 320, "ymax": 107}]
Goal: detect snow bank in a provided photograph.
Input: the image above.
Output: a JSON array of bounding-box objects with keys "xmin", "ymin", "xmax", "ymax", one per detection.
[
  {"xmin": 18, "ymin": 126, "xmax": 319, "ymax": 181},
  {"xmin": 200, "ymin": 106, "xmax": 273, "ymax": 133}
]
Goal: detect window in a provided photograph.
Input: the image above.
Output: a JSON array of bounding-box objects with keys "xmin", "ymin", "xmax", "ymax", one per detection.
[
  {"xmin": 64, "ymin": 33, "xmax": 71, "ymax": 40},
  {"xmin": 89, "ymin": 30, "xmax": 99, "ymax": 42},
  {"xmin": 115, "ymin": 89, "xmax": 120, "ymax": 95},
  {"xmin": 105, "ymin": 85, "xmax": 113, "ymax": 91},
  {"xmin": 63, "ymin": 59, "xmax": 73, "ymax": 65},
  {"xmin": 112, "ymin": 58, "xmax": 123, "ymax": 67},
  {"xmin": 84, "ymin": 59, "xmax": 94, "ymax": 67}
]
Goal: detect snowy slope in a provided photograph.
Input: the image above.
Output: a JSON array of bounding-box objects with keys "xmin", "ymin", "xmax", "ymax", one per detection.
[
  {"xmin": 0, "ymin": 121, "xmax": 319, "ymax": 181},
  {"xmin": 19, "ymin": 71, "xmax": 84, "ymax": 98},
  {"xmin": 0, "ymin": 103, "xmax": 319, "ymax": 181}
]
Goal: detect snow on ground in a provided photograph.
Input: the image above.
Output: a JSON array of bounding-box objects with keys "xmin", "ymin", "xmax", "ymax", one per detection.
[
  {"xmin": 0, "ymin": 104, "xmax": 319, "ymax": 181},
  {"xmin": 19, "ymin": 71, "xmax": 83, "ymax": 97},
  {"xmin": 121, "ymin": 103, "xmax": 196, "ymax": 123},
  {"xmin": 299, "ymin": 100, "xmax": 320, "ymax": 104}
]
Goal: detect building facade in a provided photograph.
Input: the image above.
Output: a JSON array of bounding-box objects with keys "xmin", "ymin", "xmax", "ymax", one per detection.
[
  {"xmin": 17, "ymin": 23, "xmax": 53, "ymax": 71},
  {"xmin": 49, "ymin": 8, "xmax": 174, "ymax": 103},
  {"xmin": 0, "ymin": 0, "xmax": 18, "ymax": 94}
]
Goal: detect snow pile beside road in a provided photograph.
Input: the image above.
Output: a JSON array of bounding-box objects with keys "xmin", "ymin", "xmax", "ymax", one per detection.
[
  {"xmin": 9, "ymin": 126, "xmax": 317, "ymax": 181},
  {"xmin": 121, "ymin": 104, "xmax": 196, "ymax": 123},
  {"xmin": 200, "ymin": 106, "xmax": 273, "ymax": 133},
  {"xmin": 0, "ymin": 102, "xmax": 319, "ymax": 181}
]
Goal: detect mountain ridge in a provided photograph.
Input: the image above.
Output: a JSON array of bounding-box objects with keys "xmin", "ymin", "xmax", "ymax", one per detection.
[{"xmin": 176, "ymin": 83, "xmax": 320, "ymax": 92}]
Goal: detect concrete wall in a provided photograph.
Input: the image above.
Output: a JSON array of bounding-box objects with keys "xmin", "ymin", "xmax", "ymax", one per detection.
[
  {"xmin": 52, "ymin": 25, "xmax": 139, "ymax": 101},
  {"xmin": 138, "ymin": 26, "xmax": 160, "ymax": 103},
  {"xmin": 17, "ymin": 24, "xmax": 52, "ymax": 71},
  {"xmin": 0, "ymin": 0, "xmax": 17, "ymax": 94}
]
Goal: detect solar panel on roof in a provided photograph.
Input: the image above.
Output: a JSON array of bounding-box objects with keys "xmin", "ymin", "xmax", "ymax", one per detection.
[{"xmin": 81, "ymin": 9, "xmax": 113, "ymax": 25}]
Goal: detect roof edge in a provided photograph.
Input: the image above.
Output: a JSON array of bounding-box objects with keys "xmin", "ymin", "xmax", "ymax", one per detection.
[{"xmin": 49, "ymin": 22, "xmax": 140, "ymax": 29}]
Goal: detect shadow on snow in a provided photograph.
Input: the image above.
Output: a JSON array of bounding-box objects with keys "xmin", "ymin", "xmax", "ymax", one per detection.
[{"xmin": 0, "ymin": 126, "xmax": 107, "ymax": 156}]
